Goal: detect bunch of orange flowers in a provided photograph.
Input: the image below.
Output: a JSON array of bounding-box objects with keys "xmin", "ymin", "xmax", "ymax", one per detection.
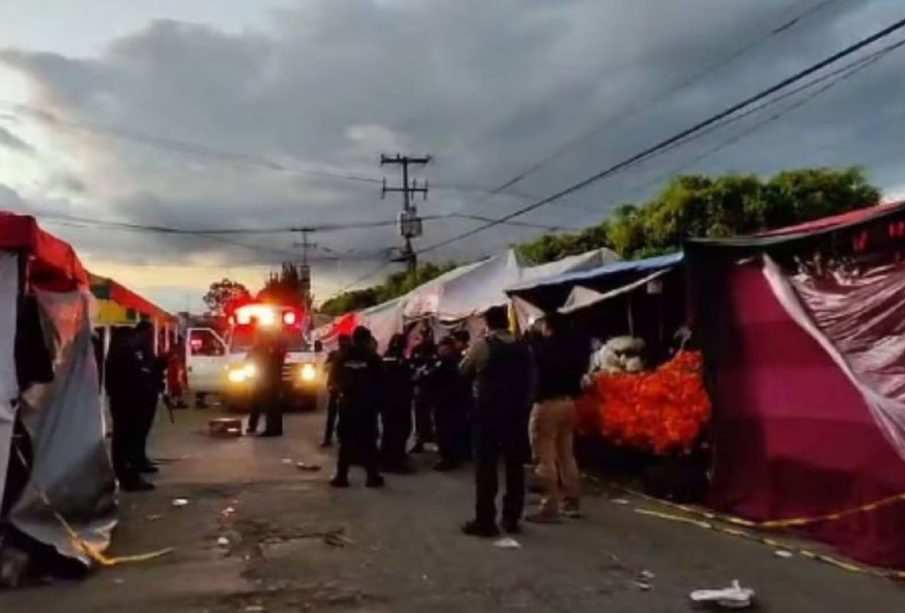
[{"xmin": 575, "ymin": 351, "xmax": 711, "ymax": 455}]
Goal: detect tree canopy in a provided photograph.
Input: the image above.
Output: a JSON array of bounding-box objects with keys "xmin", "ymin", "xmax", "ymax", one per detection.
[
  {"xmin": 259, "ymin": 263, "xmax": 312, "ymax": 307},
  {"xmin": 317, "ymin": 166, "xmax": 881, "ymax": 316},
  {"xmin": 319, "ymin": 262, "xmax": 456, "ymax": 316},
  {"xmin": 203, "ymin": 278, "xmax": 251, "ymax": 315},
  {"xmin": 518, "ymin": 166, "xmax": 880, "ymax": 262}
]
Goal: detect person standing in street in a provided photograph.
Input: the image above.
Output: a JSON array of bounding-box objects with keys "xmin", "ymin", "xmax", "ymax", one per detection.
[
  {"xmin": 431, "ymin": 336, "xmax": 468, "ymax": 472},
  {"xmin": 379, "ymin": 333, "xmax": 414, "ymax": 473},
  {"xmin": 460, "ymin": 306, "xmax": 535, "ymax": 537},
  {"xmin": 331, "ymin": 326, "xmax": 385, "ymax": 488},
  {"xmin": 105, "ymin": 326, "xmax": 158, "ymax": 492},
  {"xmin": 527, "ymin": 313, "xmax": 586, "ymax": 523},
  {"xmin": 451, "ymin": 330, "xmax": 474, "ymax": 462},
  {"xmin": 247, "ymin": 325, "xmax": 287, "ymax": 437},
  {"xmin": 135, "ymin": 321, "xmax": 166, "ymax": 474},
  {"xmin": 410, "ymin": 326, "xmax": 437, "ymax": 453},
  {"xmin": 322, "ymin": 334, "xmax": 351, "ymax": 447}
]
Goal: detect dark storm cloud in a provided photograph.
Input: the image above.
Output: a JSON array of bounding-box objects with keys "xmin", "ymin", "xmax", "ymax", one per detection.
[{"xmin": 0, "ymin": 0, "xmax": 901, "ymax": 283}]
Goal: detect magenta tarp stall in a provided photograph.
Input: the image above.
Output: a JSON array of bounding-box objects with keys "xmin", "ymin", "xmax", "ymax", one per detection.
[{"xmin": 686, "ymin": 201, "xmax": 905, "ymax": 569}]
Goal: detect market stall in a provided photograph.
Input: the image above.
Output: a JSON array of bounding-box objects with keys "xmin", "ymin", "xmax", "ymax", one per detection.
[
  {"xmin": 507, "ymin": 252, "xmax": 686, "ymax": 364},
  {"xmin": 90, "ymin": 273, "xmax": 177, "ymax": 355},
  {"xmin": 0, "ymin": 212, "xmax": 116, "ymax": 579},
  {"xmin": 686, "ymin": 200, "xmax": 905, "ymax": 569},
  {"xmin": 319, "ymin": 247, "xmax": 618, "ymax": 351}
]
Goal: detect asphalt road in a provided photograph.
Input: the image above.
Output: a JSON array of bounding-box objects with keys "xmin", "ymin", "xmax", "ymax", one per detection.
[{"xmin": 1, "ymin": 408, "xmax": 903, "ymax": 612}]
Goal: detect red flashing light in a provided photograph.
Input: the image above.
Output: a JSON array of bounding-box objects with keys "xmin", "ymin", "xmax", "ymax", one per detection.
[{"xmin": 283, "ymin": 311, "xmax": 297, "ymax": 326}]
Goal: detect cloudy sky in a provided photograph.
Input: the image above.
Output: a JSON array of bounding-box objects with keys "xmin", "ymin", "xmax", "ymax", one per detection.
[{"xmin": 0, "ymin": 0, "xmax": 903, "ymax": 311}]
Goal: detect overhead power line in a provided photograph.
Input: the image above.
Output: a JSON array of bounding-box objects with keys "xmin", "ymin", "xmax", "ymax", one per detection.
[
  {"xmin": 436, "ymin": 0, "xmax": 846, "ymax": 205},
  {"xmin": 31, "ymin": 210, "xmax": 574, "ymax": 237},
  {"xmin": 575, "ymin": 34, "xmax": 905, "ymax": 202},
  {"xmin": 417, "ymin": 16, "xmax": 905, "ymax": 255},
  {"xmin": 615, "ymin": 36, "xmax": 905, "ymax": 204},
  {"xmin": 1, "ymin": 101, "xmax": 384, "ymax": 186}
]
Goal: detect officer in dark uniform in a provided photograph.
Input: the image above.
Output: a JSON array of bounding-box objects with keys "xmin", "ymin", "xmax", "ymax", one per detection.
[
  {"xmin": 135, "ymin": 321, "xmax": 165, "ymax": 474},
  {"xmin": 105, "ymin": 324, "xmax": 160, "ymax": 491},
  {"xmin": 410, "ymin": 326, "xmax": 437, "ymax": 453},
  {"xmin": 247, "ymin": 326, "xmax": 287, "ymax": 437},
  {"xmin": 322, "ymin": 334, "xmax": 351, "ymax": 447},
  {"xmin": 379, "ymin": 333, "xmax": 413, "ymax": 473},
  {"xmin": 452, "ymin": 330, "xmax": 474, "ymax": 462},
  {"xmin": 331, "ymin": 326, "xmax": 385, "ymax": 488},
  {"xmin": 460, "ymin": 306, "xmax": 536, "ymax": 537},
  {"xmin": 431, "ymin": 337, "xmax": 468, "ymax": 472}
]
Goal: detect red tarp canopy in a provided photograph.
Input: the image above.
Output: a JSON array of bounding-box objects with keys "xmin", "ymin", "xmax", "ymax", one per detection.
[
  {"xmin": 687, "ymin": 202, "xmax": 905, "ymax": 569},
  {"xmin": 89, "ymin": 273, "xmax": 173, "ymax": 322},
  {"xmin": 0, "ymin": 212, "xmax": 88, "ymax": 289},
  {"xmin": 757, "ymin": 200, "xmax": 903, "ymax": 237}
]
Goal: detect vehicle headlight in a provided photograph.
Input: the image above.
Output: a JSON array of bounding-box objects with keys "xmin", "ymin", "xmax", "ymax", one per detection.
[
  {"xmin": 227, "ymin": 363, "xmax": 257, "ymax": 383},
  {"xmin": 300, "ymin": 363, "xmax": 317, "ymax": 382}
]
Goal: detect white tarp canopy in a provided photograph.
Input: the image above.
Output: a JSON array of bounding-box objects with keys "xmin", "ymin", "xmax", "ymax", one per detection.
[
  {"xmin": 322, "ymin": 246, "xmax": 619, "ymax": 349},
  {"xmin": 402, "ymin": 247, "xmax": 619, "ymax": 322},
  {"xmin": 558, "ymin": 268, "xmax": 673, "ymax": 314}
]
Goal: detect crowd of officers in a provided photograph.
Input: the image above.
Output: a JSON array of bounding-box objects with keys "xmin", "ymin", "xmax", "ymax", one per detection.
[
  {"xmin": 101, "ymin": 305, "xmax": 588, "ymax": 537},
  {"xmin": 322, "ymin": 305, "xmax": 588, "ymax": 537}
]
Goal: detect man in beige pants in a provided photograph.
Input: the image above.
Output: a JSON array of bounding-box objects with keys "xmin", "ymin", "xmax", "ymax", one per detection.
[{"xmin": 527, "ymin": 314, "xmax": 586, "ymax": 522}]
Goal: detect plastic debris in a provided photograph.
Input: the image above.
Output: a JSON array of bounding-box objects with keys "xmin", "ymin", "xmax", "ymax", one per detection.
[
  {"xmin": 244, "ymin": 606, "xmax": 265, "ymax": 612},
  {"xmin": 296, "ymin": 462, "xmax": 322, "ymax": 472},
  {"xmin": 216, "ymin": 537, "xmax": 230, "ymax": 548},
  {"xmin": 113, "ymin": 578, "xmax": 125, "ymax": 585},
  {"xmin": 221, "ymin": 506, "xmax": 236, "ymax": 517},
  {"xmin": 281, "ymin": 458, "xmax": 293, "ymax": 465},
  {"xmin": 171, "ymin": 498, "xmax": 189, "ymax": 508},
  {"xmin": 145, "ymin": 514, "xmax": 163, "ymax": 522},
  {"xmin": 493, "ymin": 537, "xmax": 522, "ymax": 549},
  {"xmin": 633, "ymin": 581, "xmax": 652, "ymax": 591},
  {"xmin": 690, "ymin": 580, "xmax": 755, "ymax": 609},
  {"xmin": 774, "ymin": 550, "xmax": 794, "ymax": 559},
  {"xmin": 639, "ymin": 569, "xmax": 655, "ymax": 580},
  {"xmin": 610, "ymin": 498, "xmax": 631, "ymax": 505}
]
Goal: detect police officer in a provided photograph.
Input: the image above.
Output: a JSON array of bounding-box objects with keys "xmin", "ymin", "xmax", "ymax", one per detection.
[
  {"xmin": 105, "ymin": 324, "xmax": 159, "ymax": 492},
  {"xmin": 379, "ymin": 334, "xmax": 413, "ymax": 473},
  {"xmin": 459, "ymin": 306, "xmax": 536, "ymax": 537},
  {"xmin": 331, "ymin": 326, "xmax": 385, "ymax": 488},
  {"xmin": 410, "ymin": 326, "xmax": 437, "ymax": 453},
  {"xmin": 247, "ymin": 325, "xmax": 287, "ymax": 437},
  {"xmin": 322, "ymin": 334, "xmax": 351, "ymax": 447},
  {"xmin": 136, "ymin": 321, "xmax": 166, "ymax": 473},
  {"xmin": 431, "ymin": 337, "xmax": 468, "ymax": 472}
]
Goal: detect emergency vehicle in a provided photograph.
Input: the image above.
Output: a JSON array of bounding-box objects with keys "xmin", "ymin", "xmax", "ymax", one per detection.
[{"xmin": 185, "ymin": 301, "xmax": 326, "ymax": 411}]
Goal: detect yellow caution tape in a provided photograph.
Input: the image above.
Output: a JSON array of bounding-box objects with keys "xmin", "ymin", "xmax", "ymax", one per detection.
[
  {"xmin": 15, "ymin": 448, "xmax": 174, "ymax": 567},
  {"xmin": 631, "ymin": 502, "xmax": 905, "ymax": 581},
  {"xmin": 624, "ymin": 485, "xmax": 905, "ymax": 530}
]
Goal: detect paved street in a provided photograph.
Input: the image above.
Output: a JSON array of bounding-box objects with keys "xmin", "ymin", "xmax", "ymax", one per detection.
[{"xmin": 2, "ymin": 408, "xmax": 903, "ymax": 612}]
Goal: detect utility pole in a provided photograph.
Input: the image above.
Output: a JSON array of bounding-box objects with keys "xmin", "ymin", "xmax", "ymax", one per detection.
[
  {"xmin": 380, "ymin": 153, "xmax": 431, "ymax": 274},
  {"xmin": 293, "ymin": 228, "xmax": 317, "ymax": 310}
]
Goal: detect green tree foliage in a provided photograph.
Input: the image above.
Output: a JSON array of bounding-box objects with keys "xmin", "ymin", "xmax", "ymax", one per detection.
[
  {"xmin": 321, "ymin": 167, "xmax": 879, "ymax": 315},
  {"xmin": 517, "ymin": 167, "xmax": 880, "ymax": 262},
  {"xmin": 319, "ymin": 261, "xmax": 457, "ymax": 316},
  {"xmin": 203, "ymin": 278, "xmax": 252, "ymax": 315},
  {"xmin": 259, "ymin": 263, "xmax": 311, "ymax": 306}
]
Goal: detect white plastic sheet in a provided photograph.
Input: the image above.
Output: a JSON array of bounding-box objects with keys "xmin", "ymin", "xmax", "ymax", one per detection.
[
  {"xmin": 11, "ymin": 289, "xmax": 116, "ymax": 564},
  {"xmin": 0, "ymin": 253, "xmax": 19, "ymax": 508}
]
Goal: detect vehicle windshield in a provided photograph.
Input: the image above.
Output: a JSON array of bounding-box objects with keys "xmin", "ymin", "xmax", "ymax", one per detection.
[{"xmin": 229, "ymin": 326, "xmax": 308, "ymax": 352}]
